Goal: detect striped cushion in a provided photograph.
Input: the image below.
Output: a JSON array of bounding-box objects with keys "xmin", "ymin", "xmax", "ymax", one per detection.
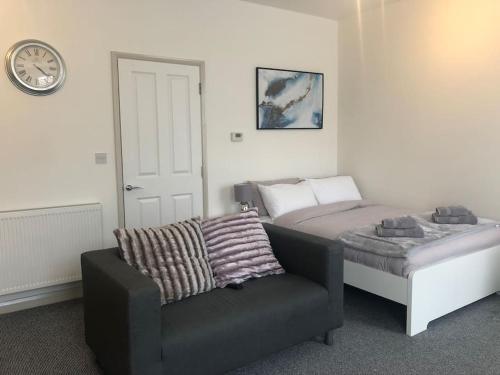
[
  {"xmin": 113, "ymin": 218, "xmax": 216, "ymax": 305},
  {"xmin": 202, "ymin": 208, "xmax": 284, "ymax": 288}
]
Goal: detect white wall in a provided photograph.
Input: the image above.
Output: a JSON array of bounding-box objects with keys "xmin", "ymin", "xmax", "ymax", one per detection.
[
  {"xmin": 339, "ymin": 0, "xmax": 500, "ymax": 218},
  {"xmin": 0, "ymin": 0, "xmax": 338, "ymax": 246}
]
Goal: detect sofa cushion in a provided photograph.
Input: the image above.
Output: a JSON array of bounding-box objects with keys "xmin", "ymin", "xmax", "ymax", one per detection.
[
  {"xmin": 202, "ymin": 208, "xmax": 284, "ymax": 288},
  {"xmin": 113, "ymin": 219, "xmax": 216, "ymax": 305},
  {"xmin": 160, "ymin": 273, "xmax": 329, "ymax": 375}
]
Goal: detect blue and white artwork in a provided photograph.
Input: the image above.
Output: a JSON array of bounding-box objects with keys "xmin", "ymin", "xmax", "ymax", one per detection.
[{"xmin": 257, "ymin": 68, "xmax": 323, "ymax": 129}]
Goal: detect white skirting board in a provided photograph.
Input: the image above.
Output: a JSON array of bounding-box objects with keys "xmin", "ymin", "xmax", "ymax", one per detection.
[
  {"xmin": 344, "ymin": 244, "xmax": 500, "ymax": 336},
  {"xmin": 0, "ymin": 203, "xmax": 102, "ymax": 313},
  {"xmin": 0, "ymin": 282, "xmax": 82, "ymax": 315}
]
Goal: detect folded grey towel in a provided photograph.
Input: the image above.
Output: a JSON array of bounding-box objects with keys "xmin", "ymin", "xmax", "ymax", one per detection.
[
  {"xmin": 381, "ymin": 216, "xmax": 417, "ymax": 229},
  {"xmin": 432, "ymin": 213, "xmax": 478, "ymax": 225},
  {"xmin": 375, "ymin": 225, "xmax": 425, "ymax": 238},
  {"xmin": 435, "ymin": 205, "xmax": 471, "ymax": 217}
]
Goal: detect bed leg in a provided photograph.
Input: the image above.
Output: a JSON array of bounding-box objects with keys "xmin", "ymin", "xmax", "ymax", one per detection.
[
  {"xmin": 406, "ymin": 309, "xmax": 429, "ymax": 336},
  {"xmin": 407, "ymin": 275, "xmax": 429, "ymax": 337},
  {"xmin": 324, "ymin": 329, "xmax": 334, "ymax": 346},
  {"xmin": 406, "ymin": 288, "xmax": 430, "ymax": 336}
]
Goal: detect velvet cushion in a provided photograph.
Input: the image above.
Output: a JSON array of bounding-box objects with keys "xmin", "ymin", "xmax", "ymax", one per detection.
[
  {"xmin": 201, "ymin": 208, "xmax": 284, "ymax": 288},
  {"xmin": 114, "ymin": 218, "xmax": 216, "ymax": 304}
]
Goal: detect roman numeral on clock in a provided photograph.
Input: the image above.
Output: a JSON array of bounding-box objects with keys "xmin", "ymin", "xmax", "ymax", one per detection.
[
  {"xmin": 18, "ymin": 70, "xmax": 26, "ymax": 77},
  {"xmin": 26, "ymin": 75, "xmax": 32, "ymax": 83},
  {"xmin": 25, "ymin": 49, "xmax": 31, "ymax": 56},
  {"xmin": 34, "ymin": 48, "xmax": 39, "ymax": 56}
]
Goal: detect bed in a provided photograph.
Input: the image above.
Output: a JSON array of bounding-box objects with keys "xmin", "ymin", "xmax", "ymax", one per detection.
[{"xmin": 247, "ymin": 179, "xmax": 500, "ymax": 336}]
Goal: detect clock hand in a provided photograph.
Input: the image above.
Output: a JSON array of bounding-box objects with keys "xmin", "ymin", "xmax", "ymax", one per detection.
[{"xmin": 34, "ymin": 64, "xmax": 50, "ymax": 76}]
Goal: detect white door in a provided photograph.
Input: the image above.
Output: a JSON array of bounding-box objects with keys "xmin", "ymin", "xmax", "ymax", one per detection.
[{"xmin": 118, "ymin": 58, "xmax": 203, "ymax": 228}]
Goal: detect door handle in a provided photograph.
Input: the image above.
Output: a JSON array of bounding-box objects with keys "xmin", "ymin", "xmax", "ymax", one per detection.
[{"xmin": 124, "ymin": 184, "xmax": 144, "ymax": 191}]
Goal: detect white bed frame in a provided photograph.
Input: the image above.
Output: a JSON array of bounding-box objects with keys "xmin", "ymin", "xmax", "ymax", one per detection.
[{"xmin": 344, "ymin": 244, "xmax": 500, "ymax": 336}]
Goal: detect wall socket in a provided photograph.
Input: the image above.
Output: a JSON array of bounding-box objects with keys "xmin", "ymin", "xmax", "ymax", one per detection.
[
  {"xmin": 231, "ymin": 132, "xmax": 243, "ymax": 142},
  {"xmin": 95, "ymin": 153, "xmax": 108, "ymax": 164}
]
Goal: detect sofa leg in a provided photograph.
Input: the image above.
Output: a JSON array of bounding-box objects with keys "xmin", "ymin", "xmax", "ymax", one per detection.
[
  {"xmin": 95, "ymin": 357, "xmax": 103, "ymax": 370},
  {"xmin": 324, "ymin": 329, "xmax": 334, "ymax": 346}
]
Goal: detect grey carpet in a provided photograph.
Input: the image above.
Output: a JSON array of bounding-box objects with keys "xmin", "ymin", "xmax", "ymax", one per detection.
[{"xmin": 0, "ymin": 286, "xmax": 499, "ymax": 375}]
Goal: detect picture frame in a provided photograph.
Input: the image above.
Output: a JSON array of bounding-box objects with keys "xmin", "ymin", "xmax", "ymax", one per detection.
[{"xmin": 256, "ymin": 67, "xmax": 324, "ymax": 130}]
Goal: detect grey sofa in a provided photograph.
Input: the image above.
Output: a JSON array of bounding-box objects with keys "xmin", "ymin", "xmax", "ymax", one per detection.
[{"xmin": 81, "ymin": 223, "xmax": 344, "ymax": 375}]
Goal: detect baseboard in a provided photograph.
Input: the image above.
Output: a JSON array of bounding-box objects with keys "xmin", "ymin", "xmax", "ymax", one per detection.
[{"xmin": 0, "ymin": 282, "xmax": 82, "ymax": 315}]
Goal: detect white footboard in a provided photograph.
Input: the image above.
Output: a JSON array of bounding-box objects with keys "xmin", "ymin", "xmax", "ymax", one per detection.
[
  {"xmin": 344, "ymin": 260, "xmax": 407, "ymax": 304},
  {"xmin": 407, "ymin": 245, "xmax": 500, "ymax": 336},
  {"xmin": 344, "ymin": 245, "xmax": 500, "ymax": 336}
]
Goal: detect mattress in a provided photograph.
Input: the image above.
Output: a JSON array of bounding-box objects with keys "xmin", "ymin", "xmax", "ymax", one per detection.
[{"xmin": 274, "ymin": 200, "xmax": 500, "ymax": 278}]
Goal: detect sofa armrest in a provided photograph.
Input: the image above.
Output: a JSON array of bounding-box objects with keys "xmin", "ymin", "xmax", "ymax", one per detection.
[
  {"xmin": 264, "ymin": 224, "xmax": 344, "ymax": 326},
  {"xmin": 81, "ymin": 248, "xmax": 162, "ymax": 375}
]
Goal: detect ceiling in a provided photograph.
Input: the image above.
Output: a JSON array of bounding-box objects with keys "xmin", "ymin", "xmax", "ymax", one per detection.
[{"xmin": 241, "ymin": 0, "xmax": 397, "ymax": 20}]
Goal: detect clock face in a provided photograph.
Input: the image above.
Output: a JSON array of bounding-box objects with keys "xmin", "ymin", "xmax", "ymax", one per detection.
[{"xmin": 5, "ymin": 40, "xmax": 66, "ymax": 95}]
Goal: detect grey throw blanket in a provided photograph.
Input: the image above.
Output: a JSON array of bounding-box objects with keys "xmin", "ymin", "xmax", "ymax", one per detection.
[
  {"xmin": 339, "ymin": 216, "xmax": 497, "ymax": 259},
  {"xmin": 381, "ymin": 216, "xmax": 417, "ymax": 229}
]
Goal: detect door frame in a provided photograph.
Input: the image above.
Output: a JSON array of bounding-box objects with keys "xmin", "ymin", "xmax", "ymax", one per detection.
[{"xmin": 111, "ymin": 52, "xmax": 208, "ymax": 227}]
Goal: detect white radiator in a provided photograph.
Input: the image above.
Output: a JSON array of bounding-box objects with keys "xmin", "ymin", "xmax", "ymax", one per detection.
[{"xmin": 0, "ymin": 203, "xmax": 103, "ymax": 296}]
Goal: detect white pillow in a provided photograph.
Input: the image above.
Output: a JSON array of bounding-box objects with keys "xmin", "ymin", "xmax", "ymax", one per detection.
[
  {"xmin": 306, "ymin": 176, "xmax": 362, "ymax": 205},
  {"xmin": 258, "ymin": 181, "xmax": 318, "ymax": 219}
]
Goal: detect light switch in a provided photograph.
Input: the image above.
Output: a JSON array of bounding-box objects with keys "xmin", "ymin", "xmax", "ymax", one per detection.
[
  {"xmin": 231, "ymin": 132, "xmax": 243, "ymax": 142},
  {"xmin": 95, "ymin": 153, "xmax": 108, "ymax": 164}
]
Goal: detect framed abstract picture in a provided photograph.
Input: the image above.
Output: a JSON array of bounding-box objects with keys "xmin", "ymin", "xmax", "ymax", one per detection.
[{"xmin": 256, "ymin": 67, "xmax": 324, "ymax": 130}]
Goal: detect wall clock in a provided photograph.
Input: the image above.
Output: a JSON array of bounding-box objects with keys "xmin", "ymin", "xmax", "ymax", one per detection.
[{"xmin": 5, "ymin": 39, "xmax": 66, "ymax": 95}]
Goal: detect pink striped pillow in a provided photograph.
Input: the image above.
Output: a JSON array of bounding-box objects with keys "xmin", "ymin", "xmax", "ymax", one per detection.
[{"xmin": 201, "ymin": 208, "xmax": 284, "ymax": 288}]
